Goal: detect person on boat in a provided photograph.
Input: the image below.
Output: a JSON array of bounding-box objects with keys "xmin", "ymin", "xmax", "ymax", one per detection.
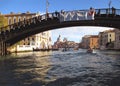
[{"xmin": 87, "ymin": 46, "xmax": 93, "ymax": 53}]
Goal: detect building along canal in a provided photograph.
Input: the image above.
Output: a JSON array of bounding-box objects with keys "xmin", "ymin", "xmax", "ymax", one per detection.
[{"xmin": 0, "ymin": 49, "xmax": 120, "ymax": 86}]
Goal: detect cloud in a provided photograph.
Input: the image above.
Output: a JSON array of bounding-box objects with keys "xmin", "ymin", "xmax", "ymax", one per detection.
[{"xmin": 51, "ymin": 26, "xmax": 114, "ymax": 44}]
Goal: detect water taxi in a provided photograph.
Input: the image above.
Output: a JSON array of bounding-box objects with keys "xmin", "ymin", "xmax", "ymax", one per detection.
[{"xmin": 87, "ymin": 48, "xmax": 93, "ymax": 53}]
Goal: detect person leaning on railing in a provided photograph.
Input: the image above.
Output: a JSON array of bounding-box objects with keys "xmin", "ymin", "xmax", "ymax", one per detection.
[
  {"xmin": 88, "ymin": 7, "xmax": 95, "ymax": 15},
  {"xmin": 88, "ymin": 7, "xmax": 96, "ymax": 20},
  {"xmin": 112, "ymin": 7, "xmax": 116, "ymax": 16},
  {"xmin": 55, "ymin": 11, "xmax": 59, "ymax": 17}
]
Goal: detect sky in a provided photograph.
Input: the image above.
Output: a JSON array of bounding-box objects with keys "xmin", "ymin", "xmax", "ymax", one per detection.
[
  {"xmin": 0, "ymin": 0, "xmax": 120, "ymax": 14},
  {"xmin": 0, "ymin": 0, "xmax": 119, "ymax": 43},
  {"xmin": 51, "ymin": 27, "xmax": 113, "ymax": 43}
]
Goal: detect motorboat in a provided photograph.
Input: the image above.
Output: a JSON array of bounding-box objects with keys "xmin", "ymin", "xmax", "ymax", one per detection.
[{"xmin": 86, "ymin": 48, "xmax": 93, "ymax": 53}]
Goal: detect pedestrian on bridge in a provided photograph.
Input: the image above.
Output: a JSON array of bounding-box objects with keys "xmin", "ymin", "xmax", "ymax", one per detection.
[
  {"xmin": 112, "ymin": 7, "xmax": 116, "ymax": 16},
  {"xmin": 88, "ymin": 7, "xmax": 95, "ymax": 16},
  {"xmin": 55, "ymin": 10, "xmax": 59, "ymax": 17},
  {"xmin": 88, "ymin": 7, "xmax": 96, "ymax": 20}
]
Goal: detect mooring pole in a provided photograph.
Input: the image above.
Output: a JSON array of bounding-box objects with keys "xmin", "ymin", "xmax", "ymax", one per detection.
[
  {"xmin": 0, "ymin": 41, "xmax": 7, "ymax": 56},
  {"xmin": 0, "ymin": 42, "xmax": 2, "ymax": 55},
  {"xmin": 46, "ymin": 0, "xmax": 49, "ymax": 19}
]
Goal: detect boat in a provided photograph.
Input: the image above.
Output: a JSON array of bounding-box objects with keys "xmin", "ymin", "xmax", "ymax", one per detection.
[
  {"xmin": 33, "ymin": 48, "xmax": 40, "ymax": 51},
  {"xmin": 62, "ymin": 48, "xmax": 68, "ymax": 52},
  {"xmin": 74, "ymin": 47, "xmax": 79, "ymax": 50},
  {"xmin": 86, "ymin": 48, "xmax": 93, "ymax": 53},
  {"xmin": 33, "ymin": 48, "xmax": 52, "ymax": 51}
]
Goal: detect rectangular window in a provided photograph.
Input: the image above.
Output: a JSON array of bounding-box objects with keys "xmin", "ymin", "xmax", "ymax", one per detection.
[
  {"xmin": 110, "ymin": 34, "xmax": 111, "ymax": 37},
  {"xmin": 18, "ymin": 18, "xmax": 21, "ymax": 22},
  {"xmin": 14, "ymin": 19, "xmax": 16, "ymax": 23},
  {"xmin": 110, "ymin": 39, "xmax": 111, "ymax": 42},
  {"xmin": 9, "ymin": 19, "xmax": 11, "ymax": 25},
  {"xmin": 32, "ymin": 38, "xmax": 34, "ymax": 41},
  {"xmin": 28, "ymin": 43, "xmax": 30, "ymax": 45}
]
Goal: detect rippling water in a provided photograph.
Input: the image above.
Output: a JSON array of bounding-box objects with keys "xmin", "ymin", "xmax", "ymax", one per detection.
[{"xmin": 0, "ymin": 49, "xmax": 120, "ymax": 86}]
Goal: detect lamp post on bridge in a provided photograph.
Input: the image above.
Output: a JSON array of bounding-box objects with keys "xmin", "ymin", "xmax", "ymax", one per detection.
[
  {"xmin": 108, "ymin": 0, "xmax": 112, "ymax": 14},
  {"xmin": 46, "ymin": 0, "xmax": 49, "ymax": 19}
]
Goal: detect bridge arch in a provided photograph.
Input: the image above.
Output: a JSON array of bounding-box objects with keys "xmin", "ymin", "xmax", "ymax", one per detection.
[
  {"xmin": 1, "ymin": 19, "xmax": 120, "ymax": 45},
  {"xmin": 0, "ymin": 8, "xmax": 120, "ymax": 55}
]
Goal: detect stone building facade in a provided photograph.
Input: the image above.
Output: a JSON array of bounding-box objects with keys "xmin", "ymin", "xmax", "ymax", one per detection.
[
  {"xmin": 98, "ymin": 29, "xmax": 115, "ymax": 49},
  {"xmin": 0, "ymin": 12, "xmax": 52, "ymax": 52},
  {"xmin": 89, "ymin": 35, "xmax": 99, "ymax": 49},
  {"xmin": 53, "ymin": 35, "xmax": 78, "ymax": 50},
  {"xmin": 0, "ymin": 14, "xmax": 7, "ymax": 27},
  {"xmin": 114, "ymin": 29, "xmax": 120, "ymax": 50},
  {"xmin": 81, "ymin": 35, "xmax": 99, "ymax": 49},
  {"xmin": 81, "ymin": 35, "xmax": 91, "ymax": 49}
]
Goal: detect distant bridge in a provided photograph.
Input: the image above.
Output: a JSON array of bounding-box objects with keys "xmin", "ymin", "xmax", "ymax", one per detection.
[{"xmin": 0, "ymin": 8, "xmax": 120, "ymax": 55}]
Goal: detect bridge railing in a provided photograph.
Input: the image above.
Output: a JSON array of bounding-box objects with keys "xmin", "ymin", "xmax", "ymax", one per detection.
[
  {"xmin": 95, "ymin": 8, "xmax": 120, "ymax": 16},
  {"xmin": 0, "ymin": 8, "xmax": 120, "ymax": 38},
  {"xmin": 0, "ymin": 13, "xmax": 55, "ymax": 36},
  {"xmin": 116, "ymin": 9, "xmax": 120, "ymax": 15}
]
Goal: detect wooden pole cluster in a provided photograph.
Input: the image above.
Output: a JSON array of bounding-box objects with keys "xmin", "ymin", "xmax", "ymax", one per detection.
[{"xmin": 0, "ymin": 41, "xmax": 7, "ymax": 56}]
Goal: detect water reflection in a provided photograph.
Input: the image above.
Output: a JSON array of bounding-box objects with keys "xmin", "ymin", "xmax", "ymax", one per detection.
[
  {"xmin": 14, "ymin": 51, "xmax": 54, "ymax": 85},
  {"xmin": 0, "ymin": 50, "xmax": 120, "ymax": 86}
]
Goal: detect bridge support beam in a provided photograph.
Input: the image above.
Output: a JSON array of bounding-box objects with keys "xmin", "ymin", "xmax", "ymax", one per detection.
[{"xmin": 0, "ymin": 41, "xmax": 7, "ymax": 56}]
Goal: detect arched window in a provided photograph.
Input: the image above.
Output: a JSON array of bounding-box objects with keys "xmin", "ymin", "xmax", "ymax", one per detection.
[
  {"xmin": 8, "ymin": 18, "xmax": 12, "ymax": 25},
  {"xmin": 18, "ymin": 17, "xmax": 21, "ymax": 22},
  {"xmin": 27, "ymin": 16, "xmax": 29, "ymax": 19},
  {"xmin": 13, "ymin": 17, "xmax": 16, "ymax": 23},
  {"xmin": 23, "ymin": 16, "xmax": 26, "ymax": 21}
]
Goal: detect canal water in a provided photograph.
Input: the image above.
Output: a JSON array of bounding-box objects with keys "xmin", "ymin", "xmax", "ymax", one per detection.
[{"xmin": 0, "ymin": 49, "xmax": 120, "ymax": 86}]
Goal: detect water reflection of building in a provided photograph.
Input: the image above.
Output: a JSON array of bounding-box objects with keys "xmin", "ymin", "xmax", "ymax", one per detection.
[
  {"xmin": 0, "ymin": 12, "xmax": 52, "ymax": 52},
  {"xmin": 81, "ymin": 35, "xmax": 99, "ymax": 49},
  {"xmin": 14, "ymin": 51, "xmax": 54, "ymax": 84},
  {"xmin": 33, "ymin": 51, "xmax": 54, "ymax": 83}
]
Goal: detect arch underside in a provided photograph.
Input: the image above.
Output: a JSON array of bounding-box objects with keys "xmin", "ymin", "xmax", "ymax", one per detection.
[{"xmin": 5, "ymin": 17, "xmax": 120, "ymax": 46}]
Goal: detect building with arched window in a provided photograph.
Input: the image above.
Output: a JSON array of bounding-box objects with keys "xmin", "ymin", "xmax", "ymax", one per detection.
[{"xmin": 1, "ymin": 12, "xmax": 52, "ymax": 52}]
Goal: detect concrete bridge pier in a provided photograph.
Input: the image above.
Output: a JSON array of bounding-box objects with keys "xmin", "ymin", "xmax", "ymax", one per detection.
[{"xmin": 0, "ymin": 41, "xmax": 7, "ymax": 56}]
